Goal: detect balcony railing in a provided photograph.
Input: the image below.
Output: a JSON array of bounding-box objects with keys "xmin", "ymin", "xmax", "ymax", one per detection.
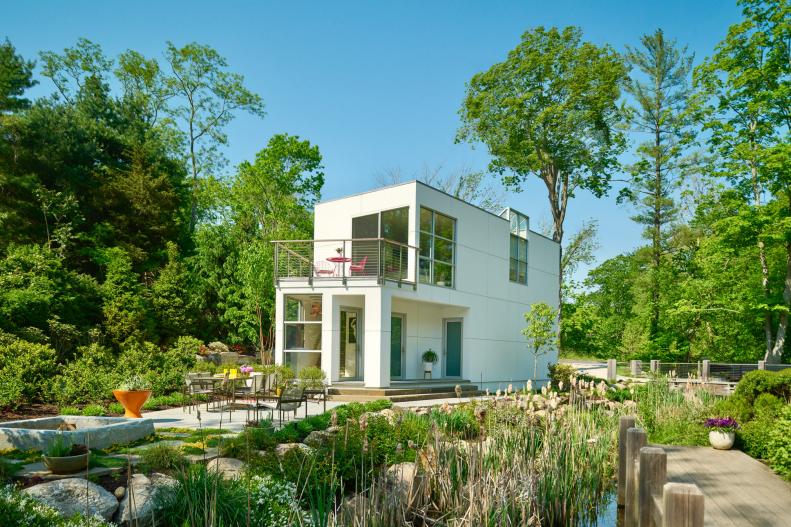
[{"xmin": 273, "ymin": 238, "xmax": 418, "ymax": 286}]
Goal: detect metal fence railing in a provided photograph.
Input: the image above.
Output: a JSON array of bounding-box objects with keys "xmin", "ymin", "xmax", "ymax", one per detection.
[
  {"xmin": 604, "ymin": 359, "xmax": 790, "ymax": 383},
  {"xmin": 273, "ymin": 238, "xmax": 418, "ymax": 285}
]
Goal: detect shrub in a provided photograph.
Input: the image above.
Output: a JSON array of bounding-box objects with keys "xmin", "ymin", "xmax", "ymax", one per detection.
[
  {"xmin": 140, "ymin": 444, "xmax": 188, "ymax": 472},
  {"xmin": 0, "ymin": 339, "xmax": 57, "ymax": 408},
  {"xmin": 431, "ymin": 407, "xmax": 480, "ymax": 439},
  {"xmin": 548, "ymin": 363, "xmax": 577, "ymax": 390},
  {"xmin": 606, "ymin": 387, "xmax": 633, "ymax": 403},
  {"xmin": 81, "ymin": 404, "xmax": 107, "ymax": 416},
  {"xmin": 108, "ymin": 402, "xmax": 124, "ymax": 415},
  {"xmin": 766, "ymin": 405, "xmax": 791, "ymax": 479},
  {"xmin": 0, "ymin": 484, "xmax": 112, "ymax": 526},
  {"xmin": 53, "ymin": 344, "xmax": 118, "ymax": 405},
  {"xmin": 249, "ymin": 474, "xmax": 309, "ymax": 526},
  {"xmin": 59, "ymin": 406, "xmax": 81, "ymax": 415},
  {"xmin": 297, "ymin": 366, "xmax": 326, "ymax": 389},
  {"xmin": 732, "ymin": 369, "xmax": 791, "ymax": 407},
  {"xmin": 223, "ymin": 421, "xmax": 278, "ymax": 458}
]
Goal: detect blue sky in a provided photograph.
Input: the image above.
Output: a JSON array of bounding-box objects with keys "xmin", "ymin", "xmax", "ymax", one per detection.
[{"xmin": 5, "ymin": 0, "xmax": 742, "ymax": 279}]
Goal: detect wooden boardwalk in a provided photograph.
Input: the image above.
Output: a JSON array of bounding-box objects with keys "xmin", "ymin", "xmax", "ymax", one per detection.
[{"xmin": 664, "ymin": 446, "xmax": 791, "ymax": 526}]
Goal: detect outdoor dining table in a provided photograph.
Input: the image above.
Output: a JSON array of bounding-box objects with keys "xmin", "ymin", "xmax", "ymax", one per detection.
[
  {"xmin": 212, "ymin": 373, "xmax": 253, "ymax": 413},
  {"xmin": 326, "ymin": 256, "xmax": 351, "ymax": 276}
]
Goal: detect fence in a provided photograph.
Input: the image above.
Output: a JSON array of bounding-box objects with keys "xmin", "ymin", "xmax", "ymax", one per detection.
[
  {"xmin": 618, "ymin": 416, "xmax": 704, "ymax": 527},
  {"xmin": 605, "ymin": 358, "xmax": 791, "ymax": 383}
]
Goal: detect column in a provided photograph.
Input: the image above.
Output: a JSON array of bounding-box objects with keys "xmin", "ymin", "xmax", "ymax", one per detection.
[
  {"xmin": 322, "ymin": 293, "xmax": 341, "ymax": 383},
  {"xmin": 274, "ymin": 292, "xmax": 284, "ymax": 365},
  {"xmin": 364, "ymin": 288, "xmax": 391, "ymax": 388}
]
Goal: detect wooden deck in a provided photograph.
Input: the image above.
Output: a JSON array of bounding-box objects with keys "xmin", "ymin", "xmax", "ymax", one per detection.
[{"xmin": 664, "ymin": 446, "xmax": 791, "ymax": 526}]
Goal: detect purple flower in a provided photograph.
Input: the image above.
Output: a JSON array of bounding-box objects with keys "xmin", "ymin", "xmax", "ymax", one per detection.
[{"xmin": 704, "ymin": 417, "xmax": 739, "ymax": 431}]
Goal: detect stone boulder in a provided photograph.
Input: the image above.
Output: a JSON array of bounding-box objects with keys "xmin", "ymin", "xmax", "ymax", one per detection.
[
  {"xmin": 275, "ymin": 442, "xmax": 313, "ymax": 457},
  {"xmin": 207, "ymin": 457, "xmax": 246, "ymax": 479},
  {"xmin": 115, "ymin": 473, "xmax": 177, "ymax": 526},
  {"xmin": 23, "ymin": 478, "xmax": 118, "ymax": 521},
  {"xmin": 386, "ymin": 462, "xmax": 417, "ymax": 493},
  {"xmin": 207, "ymin": 341, "xmax": 230, "ymax": 354},
  {"xmin": 303, "ymin": 430, "xmax": 334, "ymax": 448}
]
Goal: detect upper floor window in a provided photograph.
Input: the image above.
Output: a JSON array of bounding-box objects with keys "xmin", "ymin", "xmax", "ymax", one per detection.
[
  {"xmin": 419, "ymin": 207, "xmax": 456, "ymax": 288},
  {"xmin": 508, "ymin": 210, "xmax": 528, "ymax": 285}
]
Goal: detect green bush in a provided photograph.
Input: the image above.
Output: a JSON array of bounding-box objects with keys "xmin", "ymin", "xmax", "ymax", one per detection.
[
  {"xmin": 0, "ymin": 339, "xmax": 58, "ymax": 408},
  {"xmin": 81, "ymin": 404, "xmax": 107, "ymax": 416},
  {"xmin": 53, "ymin": 343, "xmax": 118, "ymax": 405},
  {"xmin": 548, "ymin": 363, "xmax": 577, "ymax": 390},
  {"xmin": 431, "ymin": 407, "xmax": 480, "ymax": 439},
  {"xmin": 606, "ymin": 387, "xmax": 633, "ymax": 403},
  {"xmin": 297, "ymin": 366, "xmax": 326, "ymax": 389},
  {"xmin": 739, "ymin": 416, "xmax": 775, "ymax": 459},
  {"xmin": 140, "ymin": 444, "xmax": 188, "ymax": 472},
  {"xmin": 117, "ymin": 340, "xmax": 195, "ymax": 395},
  {"xmin": 732, "ymin": 369, "xmax": 791, "ymax": 408},
  {"xmin": 108, "ymin": 402, "xmax": 124, "ymax": 414},
  {"xmin": 223, "ymin": 421, "xmax": 278, "ymax": 459},
  {"xmin": 59, "ymin": 406, "xmax": 81, "ymax": 415},
  {"xmin": 766, "ymin": 405, "xmax": 791, "ymax": 479}
]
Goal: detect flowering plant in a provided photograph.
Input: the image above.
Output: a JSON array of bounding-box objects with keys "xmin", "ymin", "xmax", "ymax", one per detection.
[
  {"xmin": 704, "ymin": 417, "xmax": 739, "ymax": 432},
  {"xmin": 240, "ymin": 365, "xmax": 254, "ymax": 375}
]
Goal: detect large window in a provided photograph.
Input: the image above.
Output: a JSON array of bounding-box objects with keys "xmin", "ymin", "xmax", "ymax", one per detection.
[
  {"xmin": 283, "ymin": 294, "xmax": 322, "ymax": 370},
  {"xmin": 351, "ymin": 207, "xmax": 409, "ymax": 279},
  {"xmin": 508, "ymin": 210, "xmax": 528, "ymax": 285},
  {"xmin": 419, "ymin": 207, "xmax": 456, "ymax": 288}
]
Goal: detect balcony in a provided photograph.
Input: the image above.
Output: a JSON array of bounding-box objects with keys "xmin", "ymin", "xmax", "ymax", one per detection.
[{"xmin": 273, "ymin": 238, "xmax": 418, "ymax": 287}]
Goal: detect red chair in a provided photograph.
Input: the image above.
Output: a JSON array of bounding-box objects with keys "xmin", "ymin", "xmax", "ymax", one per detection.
[{"xmin": 349, "ymin": 256, "xmax": 368, "ymax": 275}]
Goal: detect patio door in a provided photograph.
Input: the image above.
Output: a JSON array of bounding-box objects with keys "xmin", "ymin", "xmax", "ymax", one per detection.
[
  {"xmin": 444, "ymin": 318, "xmax": 462, "ymax": 377},
  {"xmin": 390, "ymin": 314, "xmax": 405, "ymax": 379},
  {"xmin": 339, "ymin": 308, "xmax": 362, "ymax": 380}
]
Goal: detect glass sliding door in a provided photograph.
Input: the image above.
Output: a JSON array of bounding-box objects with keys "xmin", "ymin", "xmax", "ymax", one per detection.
[
  {"xmin": 381, "ymin": 207, "xmax": 409, "ymax": 280},
  {"xmin": 390, "ymin": 314, "xmax": 405, "ymax": 379},
  {"xmin": 339, "ymin": 308, "xmax": 362, "ymax": 380},
  {"xmin": 351, "ymin": 214, "xmax": 378, "ymax": 277},
  {"xmin": 283, "ymin": 295, "xmax": 322, "ymax": 371}
]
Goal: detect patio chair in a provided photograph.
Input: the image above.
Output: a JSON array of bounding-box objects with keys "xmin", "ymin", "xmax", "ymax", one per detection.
[
  {"xmin": 184, "ymin": 373, "xmax": 216, "ymax": 414},
  {"xmin": 314, "ymin": 261, "xmax": 335, "ymax": 277},
  {"xmin": 349, "ymin": 256, "xmax": 368, "ymax": 275},
  {"xmin": 232, "ymin": 374, "xmax": 267, "ymax": 421},
  {"xmin": 256, "ymin": 385, "xmax": 305, "ymax": 426}
]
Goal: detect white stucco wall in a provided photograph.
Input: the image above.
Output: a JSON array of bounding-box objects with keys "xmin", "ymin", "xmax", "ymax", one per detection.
[{"xmin": 276, "ymin": 181, "xmax": 560, "ymax": 389}]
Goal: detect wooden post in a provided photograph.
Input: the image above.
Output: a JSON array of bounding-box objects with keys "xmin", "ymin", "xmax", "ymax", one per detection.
[
  {"xmin": 639, "ymin": 447, "xmax": 667, "ymax": 527},
  {"xmin": 607, "ymin": 359, "xmax": 617, "ymax": 382},
  {"xmin": 650, "ymin": 359, "xmax": 659, "ymax": 374},
  {"xmin": 630, "ymin": 360, "xmax": 642, "ymax": 377},
  {"xmin": 701, "ymin": 360, "xmax": 710, "ymax": 381},
  {"xmin": 618, "ymin": 416, "xmax": 636, "ymax": 507},
  {"xmin": 662, "ymin": 482, "xmax": 704, "ymax": 527},
  {"xmin": 625, "ymin": 427, "xmax": 647, "ymax": 527},
  {"xmin": 758, "ymin": 360, "xmax": 766, "ymax": 370}
]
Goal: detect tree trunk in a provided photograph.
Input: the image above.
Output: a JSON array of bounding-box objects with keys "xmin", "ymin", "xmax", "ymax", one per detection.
[{"xmin": 765, "ymin": 191, "xmax": 791, "ymax": 363}]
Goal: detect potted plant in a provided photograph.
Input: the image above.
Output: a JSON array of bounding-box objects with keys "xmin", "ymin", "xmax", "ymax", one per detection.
[
  {"xmin": 704, "ymin": 417, "xmax": 739, "ymax": 450},
  {"xmin": 112, "ymin": 374, "xmax": 152, "ymax": 418},
  {"xmin": 436, "ymin": 272, "xmax": 448, "ymax": 287},
  {"xmin": 422, "ymin": 349, "xmax": 438, "ymax": 378},
  {"xmin": 43, "ymin": 433, "xmax": 90, "ymax": 474}
]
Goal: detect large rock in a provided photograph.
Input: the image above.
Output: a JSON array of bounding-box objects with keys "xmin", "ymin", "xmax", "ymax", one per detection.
[
  {"xmin": 303, "ymin": 430, "xmax": 334, "ymax": 448},
  {"xmin": 386, "ymin": 462, "xmax": 417, "ymax": 494},
  {"xmin": 275, "ymin": 442, "xmax": 313, "ymax": 458},
  {"xmin": 23, "ymin": 478, "xmax": 118, "ymax": 521},
  {"xmin": 207, "ymin": 457, "xmax": 246, "ymax": 479},
  {"xmin": 207, "ymin": 341, "xmax": 230, "ymax": 354},
  {"xmin": 115, "ymin": 473, "xmax": 177, "ymax": 526}
]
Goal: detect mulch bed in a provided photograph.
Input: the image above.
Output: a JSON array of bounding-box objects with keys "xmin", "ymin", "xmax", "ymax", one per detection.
[{"xmin": 0, "ymin": 403, "xmax": 60, "ymax": 421}]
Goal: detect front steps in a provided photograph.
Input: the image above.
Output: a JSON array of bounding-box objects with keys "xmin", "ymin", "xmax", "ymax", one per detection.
[{"xmin": 327, "ymin": 380, "xmax": 483, "ymax": 403}]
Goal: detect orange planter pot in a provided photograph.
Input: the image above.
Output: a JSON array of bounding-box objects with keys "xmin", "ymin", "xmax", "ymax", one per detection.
[{"xmin": 112, "ymin": 389, "xmax": 152, "ymax": 418}]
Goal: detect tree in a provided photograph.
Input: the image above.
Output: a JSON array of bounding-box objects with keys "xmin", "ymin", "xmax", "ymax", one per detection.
[
  {"xmin": 560, "ymin": 219, "xmax": 599, "ymax": 295},
  {"xmin": 459, "ymin": 26, "xmax": 627, "ymax": 304},
  {"xmin": 621, "ymin": 29, "xmax": 696, "ymax": 340},
  {"xmin": 100, "ymin": 247, "xmax": 150, "ymax": 346},
  {"xmin": 522, "ymin": 302, "xmax": 559, "ymax": 381},
  {"xmin": 163, "ymin": 42, "xmax": 266, "ymax": 232},
  {"xmin": 0, "ymin": 39, "xmax": 36, "ymax": 113},
  {"xmin": 693, "ymin": 0, "xmax": 790, "ymax": 362},
  {"xmin": 150, "ymin": 242, "xmax": 195, "ymax": 343}
]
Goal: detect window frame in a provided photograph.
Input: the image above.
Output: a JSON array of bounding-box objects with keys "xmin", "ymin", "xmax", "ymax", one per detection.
[
  {"xmin": 419, "ymin": 206, "xmax": 457, "ymax": 288},
  {"xmin": 508, "ymin": 211, "xmax": 529, "ymax": 286},
  {"xmin": 283, "ymin": 294, "xmax": 323, "ymax": 352}
]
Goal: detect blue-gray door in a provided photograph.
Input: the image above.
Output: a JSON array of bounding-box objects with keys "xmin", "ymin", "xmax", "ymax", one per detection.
[
  {"xmin": 444, "ymin": 319, "xmax": 462, "ymax": 377},
  {"xmin": 390, "ymin": 314, "xmax": 404, "ymax": 379}
]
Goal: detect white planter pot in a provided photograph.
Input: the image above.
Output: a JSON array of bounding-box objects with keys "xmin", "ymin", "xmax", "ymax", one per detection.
[
  {"xmin": 423, "ymin": 362, "xmax": 434, "ymax": 373},
  {"xmin": 709, "ymin": 430, "xmax": 735, "ymax": 450}
]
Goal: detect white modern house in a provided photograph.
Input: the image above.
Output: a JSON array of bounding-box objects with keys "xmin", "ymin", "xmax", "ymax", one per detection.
[{"xmin": 273, "ymin": 181, "xmax": 560, "ymax": 393}]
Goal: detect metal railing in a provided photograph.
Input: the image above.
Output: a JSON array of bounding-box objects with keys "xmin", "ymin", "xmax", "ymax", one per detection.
[
  {"xmin": 606, "ymin": 358, "xmax": 791, "ymax": 383},
  {"xmin": 273, "ymin": 238, "xmax": 418, "ymax": 286}
]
